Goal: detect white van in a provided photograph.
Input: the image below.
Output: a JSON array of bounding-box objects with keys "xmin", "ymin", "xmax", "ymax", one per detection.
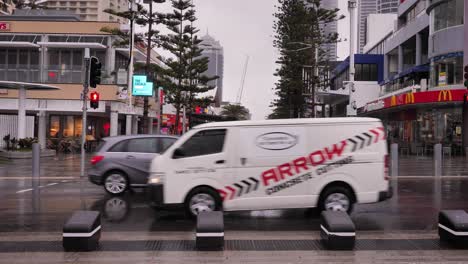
[{"xmin": 147, "ymin": 118, "xmax": 391, "ymax": 217}]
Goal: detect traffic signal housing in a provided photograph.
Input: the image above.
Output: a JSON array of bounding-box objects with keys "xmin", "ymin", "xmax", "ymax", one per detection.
[
  {"xmin": 89, "ymin": 57, "xmax": 102, "ymax": 88},
  {"xmin": 464, "ymin": 65, "xmax": 468, "ymax": 88},
  {"xmin": 90, "ymin": 91, "xmax": 100, "ymax": 109}
]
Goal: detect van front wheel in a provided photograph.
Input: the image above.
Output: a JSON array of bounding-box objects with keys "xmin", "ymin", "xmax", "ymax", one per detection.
[
  {"xmin": 185, "ymin": 187, "xmax": 222, "ymax": 218},
  {"xmin": 319, "ymin": 186, "xmax": 354, "ymax": 213}
]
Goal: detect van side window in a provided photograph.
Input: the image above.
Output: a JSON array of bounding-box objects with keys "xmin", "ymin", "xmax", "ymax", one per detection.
[{"xmin": 177, "ymin": 129, "xmax": 226, "ymax": 158}]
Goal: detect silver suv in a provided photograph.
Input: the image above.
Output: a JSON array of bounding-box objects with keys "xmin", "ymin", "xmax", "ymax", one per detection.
[{"xmin": 88, "ymin": 135, "xmax": 178, "ymax": 195}]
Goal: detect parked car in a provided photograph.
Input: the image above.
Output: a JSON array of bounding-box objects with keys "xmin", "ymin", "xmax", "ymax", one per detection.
[
  {"xmin": 88, "ymin": 135, "xmax": 178, "ymax": 195},
  {"xmin": 147, "ymin": 118, "xmax": 392, "ymax": 217}
]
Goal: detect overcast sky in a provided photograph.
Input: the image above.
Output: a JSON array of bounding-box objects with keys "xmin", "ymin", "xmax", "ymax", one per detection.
[{"xmin": 152, "ymin": 0, "xmax": 350, "ymax": 120}]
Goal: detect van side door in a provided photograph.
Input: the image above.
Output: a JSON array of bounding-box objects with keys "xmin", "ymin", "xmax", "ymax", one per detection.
[{"xmin": 227, "ymin": 126, "xmax": 312, "ymax": 210}]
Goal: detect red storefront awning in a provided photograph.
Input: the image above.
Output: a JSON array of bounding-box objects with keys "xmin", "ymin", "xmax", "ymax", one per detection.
[{"xmin": 360, "ymin": 89, "xmax": 467, "ymax": 114}]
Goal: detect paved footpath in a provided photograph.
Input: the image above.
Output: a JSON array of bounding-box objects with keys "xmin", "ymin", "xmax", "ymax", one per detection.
[{"xmin": 1, "ymin": 231, "xmax": 468, "ymax": 263}]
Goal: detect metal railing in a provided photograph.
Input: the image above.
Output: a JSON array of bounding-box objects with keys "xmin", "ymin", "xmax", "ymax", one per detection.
[{"xmin": 0, "ymin": 64, "xmax": 114, "ymax": 84}]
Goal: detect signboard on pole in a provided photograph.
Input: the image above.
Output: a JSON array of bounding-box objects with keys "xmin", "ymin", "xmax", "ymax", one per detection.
[{"xmin": 132, "ymin": 75, "xmax": 153, "ymax": 96}]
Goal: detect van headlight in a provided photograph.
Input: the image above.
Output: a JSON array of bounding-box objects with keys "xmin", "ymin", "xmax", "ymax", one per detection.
[{"xmin": 148, "ymin": 172, "xmax": 165, "ymax": 185}]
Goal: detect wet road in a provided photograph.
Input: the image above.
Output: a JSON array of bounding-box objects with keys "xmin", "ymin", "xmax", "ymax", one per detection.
[
  {"xmin": 1, "ymin": 175, "xmax": 468, "ymax": 233},
  {"xmin": 2, "ymin": 155, "xmax": 468, "ymax": 263}
]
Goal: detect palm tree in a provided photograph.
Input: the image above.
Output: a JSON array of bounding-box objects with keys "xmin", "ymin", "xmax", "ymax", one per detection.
[
  {"xmin": 13, "ymin": 0, "xmax": 47, "ymax": 10},
  {"xmin": 220, "ymin": 104, "xmax": 250, "ymax": 120}
]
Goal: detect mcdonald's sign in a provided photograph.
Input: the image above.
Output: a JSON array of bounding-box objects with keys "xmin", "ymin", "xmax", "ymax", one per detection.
[
  {"xmin": 438, "ymin": 90, "xmax": 453, "ymax": 102},
  {"xmin": 404, "ymin": 92, "xmax": 415, "ymax": 104},
  {"xmin": 390, "ymin": 95, "xmax": 397, "ymax": 106}
]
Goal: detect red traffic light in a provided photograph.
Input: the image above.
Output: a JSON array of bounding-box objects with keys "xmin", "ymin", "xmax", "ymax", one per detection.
[{"xmin": 90, "ymin": 91, "xmax": 100, "ymax": 109}]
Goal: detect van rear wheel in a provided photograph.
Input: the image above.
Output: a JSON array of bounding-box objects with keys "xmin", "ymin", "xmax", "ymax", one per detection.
[
  {"xmin": 185, "ymin": 187, "xmax": 222, "ymax": 218},
  {"xmin": 319, "ymin": 186, "xmax": 354, "ymax": 213}
]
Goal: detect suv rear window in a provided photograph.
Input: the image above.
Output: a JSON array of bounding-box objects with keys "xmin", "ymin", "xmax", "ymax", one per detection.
[{"xmin": 95, "ymin": 140, "xmax": 107, "ymax": 152}]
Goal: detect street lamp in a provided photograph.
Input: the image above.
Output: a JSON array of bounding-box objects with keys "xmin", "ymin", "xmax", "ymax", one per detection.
[{"xmin": 347, "ymin": 0, "xmax": 357, "ymax": 116}]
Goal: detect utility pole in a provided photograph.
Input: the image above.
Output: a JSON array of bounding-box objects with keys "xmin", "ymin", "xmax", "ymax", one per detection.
[
  {"xmin": 348, "ymin": 0, "xmax": 357, "ymax": 116},
  {"xmin": 127, "ymin": 0, "xmax": 135, "ymax": 135},
  {"xmin": 80, "ymin": 48, "xmax": 90, "ymax": 178},
  {"xmin": 143, "ymin": 0, "xmax": 153, "ymax": 134}
]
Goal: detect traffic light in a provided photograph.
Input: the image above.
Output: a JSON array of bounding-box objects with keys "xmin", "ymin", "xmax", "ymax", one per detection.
[
  {"xmin": 90, "ymin": 91, "xmax": 100, "ymax": 109},
  {"xmin": 464, "ymin": 65, "xmax": 468, "ymax": 88},
  {"xmin": 89, "ymin": 56, "xmax": 102, "ymax": 88}
]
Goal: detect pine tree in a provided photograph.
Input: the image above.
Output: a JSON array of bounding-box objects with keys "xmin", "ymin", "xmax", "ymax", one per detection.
[
  {"xmin": 102, "ymin": 0, "xmax": 166, "ymax": 133},
  {"xmin": 158, "ymin": 0, "xmax": 217, "ymax": 133},
  {"xmin": 270, "ymin": 0, "xmax": 343, "ymax": 119}
]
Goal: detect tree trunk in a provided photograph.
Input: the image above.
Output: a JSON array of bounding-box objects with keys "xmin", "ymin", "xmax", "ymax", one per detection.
[{"xmin": 174, "ymin": 104, "xmax": 180, "ymax": 136}]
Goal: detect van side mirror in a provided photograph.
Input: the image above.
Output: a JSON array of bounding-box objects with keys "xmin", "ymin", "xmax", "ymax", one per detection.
[{"xmin": 173, "ymin": 148, "xmax": 185, "ymax": 159}]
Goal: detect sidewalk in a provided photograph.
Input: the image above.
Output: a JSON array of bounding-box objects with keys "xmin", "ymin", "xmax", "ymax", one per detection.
[{"xmin": 398, "ymin": 156, "xmax": 468, "ymax": 176}]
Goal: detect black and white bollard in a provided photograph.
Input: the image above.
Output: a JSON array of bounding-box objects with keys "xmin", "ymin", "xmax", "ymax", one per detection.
[
  {"xmin": 196, "ymin": 211, "xmax": 224, "ymax": 250},
  {"xmin": 63, "ymin": 211, "xmax": 101, "ymax": 251},
  {"xmin": 320, "ymin": 211, "xmax": 356, "ymax": 250},
  {"xmin": 439, "ymin": 210, "xmax": 468, "ymax": 246}
]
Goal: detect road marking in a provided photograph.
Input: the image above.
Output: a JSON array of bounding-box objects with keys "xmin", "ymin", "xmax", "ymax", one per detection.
[
  {"xmin": 16, "ymin": 188, "xmax": 33, "ymax": 194},
  {"xmin": 15, "ymin": 182, "xmax": 62, "ymax": 194},
  {"xmin": 0, "ymin": 177, "xmax": 80, "ymax": 180}
]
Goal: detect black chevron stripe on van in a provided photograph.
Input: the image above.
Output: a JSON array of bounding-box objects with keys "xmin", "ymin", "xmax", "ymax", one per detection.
[
  {"xmin": 234, "ymin": 183, "xmax": 243, "ymax": 197},
  {"xmin": 348, "ymin": 138, "xmax": 358, "ymax": 152},
  {"xmin": 355, "ymin": 135, "xmax": 365, "ymax": 150},
  {"xmin": 241, "ymin": 180, "xmax": 252, "ymax": 194},
  {"xmin": 363, "ymin": 132, "xmax": 372, "ymax": 146},
  {"xmin": 250, "ymin": 177, "xmax": 259, "ymax": 191}
]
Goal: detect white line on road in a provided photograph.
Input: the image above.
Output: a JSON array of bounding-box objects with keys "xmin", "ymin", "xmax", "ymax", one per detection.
[
  {"xmin": 16, "ymin": 188, "xmax": 33, "ymax": 194},
  {"xmin": 15, "ymin": 182, "xmax": 60, "ymax": 194}
]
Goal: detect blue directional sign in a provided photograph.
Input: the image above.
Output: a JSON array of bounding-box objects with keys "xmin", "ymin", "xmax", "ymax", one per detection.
[{"xmin": 132, "ymin": 75, "xmax": 153, "ymax": 96}]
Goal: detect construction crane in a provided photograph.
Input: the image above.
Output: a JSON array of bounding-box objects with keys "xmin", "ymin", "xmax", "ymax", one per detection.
[{"xmin": 236, "ymin": 55, "xmax": 249, "ymax": 104}]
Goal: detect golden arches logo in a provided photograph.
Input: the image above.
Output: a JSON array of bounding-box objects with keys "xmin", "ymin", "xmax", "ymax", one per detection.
[
  {"xmin": 438, "ymin": 90, "xmax": 453, "ymax": 102},
  {"xmin": 404, "ymin": 92, "xmax": 415, "ymax": 104},
  {"xmin": 390, "ymin": 96, "xmax": 397, "ymax": 106}
]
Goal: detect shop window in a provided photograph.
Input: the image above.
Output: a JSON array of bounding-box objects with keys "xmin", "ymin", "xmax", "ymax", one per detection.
[
  {"xmin": 431, "ymin": 56, "xmax": 463, "ymax": 87},
  {"xmin": 63, "ymin": 116, "xmax": 74, "ymax": 137},
  {"xmin": 50, "ymin": 116, "xmax": 61, "ymax": 138},
  {"xmin": 74, "ymin": 116, "xmax": 82, "ymax": 137}
]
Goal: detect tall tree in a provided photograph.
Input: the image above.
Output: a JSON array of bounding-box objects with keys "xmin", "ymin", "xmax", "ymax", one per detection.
[
  {"xmin": 158, "ymin": 0, "xmax": 217, "ymax": 133},
  {"xmin": 102, "ymin": 0, "xmax": 166, "ymax": 133},
  {"xmin": 270, "ymin": 0, "xmax": 343, "ymax": 119},
  {"xmin": 220, "ymin": 104, "xmax": 250, "ymax": 120}
]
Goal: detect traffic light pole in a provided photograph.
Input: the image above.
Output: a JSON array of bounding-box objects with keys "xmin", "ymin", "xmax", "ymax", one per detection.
[{"xmin": 81, "ymin": 48, "xmax": 90, "ymax": 178}]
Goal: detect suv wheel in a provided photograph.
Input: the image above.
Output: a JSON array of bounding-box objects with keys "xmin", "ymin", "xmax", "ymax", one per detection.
[{"xmin": 104, "ymin": 172, "xmax": 128, "ymax": 195}]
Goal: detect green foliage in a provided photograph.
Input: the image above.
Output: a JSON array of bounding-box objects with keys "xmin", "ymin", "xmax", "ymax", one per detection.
[
  {"xmin": 220, "ymin": 104, "xmax": 250, "ymax": 121},
  {"xmin": 12, "ymin": 0, "xmax": 47, "ymax": 10},
  {"xmin": 269, "ymin": 0, "xmax": 343, "ymax": 119},
  {"xmin": 158, "ymin": 0, "xmax": 218, "ymax": 131},
  {"xmin": 18, "ymin": 137, "xmax": 38, "ymax": 149}
]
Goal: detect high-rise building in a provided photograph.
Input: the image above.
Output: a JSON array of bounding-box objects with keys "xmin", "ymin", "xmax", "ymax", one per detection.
[
  {"xmin": 377, "ymin": 0, "xmax": 398, "ymax": 14},
  {"xmin": 358, "ymin": 0, "xmax": 398, "ymax": 53},
  {"xmin": 320, "ymin": 0, "xmax": 338, "ymax": 61},
  {"xmin": 200, "ymin": 33, "xmax": 224, "ymax": 107},
  {"xmin": 36, "ymin": 0, "xmax": 128, "ymax": 22},
  {"xmin": 0, "ymin": 0, "xmax": 15, "ymax": 15},
  {"xmin": 358, "ymin": 0, "xmax": 377, "ymax": 53}
]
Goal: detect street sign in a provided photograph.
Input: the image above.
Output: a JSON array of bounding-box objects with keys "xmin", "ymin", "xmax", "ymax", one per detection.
[{"xmin": 132, "ymin": 75, "xmax": 153, "ymax": 96}]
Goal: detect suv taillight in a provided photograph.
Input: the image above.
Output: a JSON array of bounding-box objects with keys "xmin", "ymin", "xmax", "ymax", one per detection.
[
  {"xmin": 90, "ymin": 155, "xmax": 104, "ymax": 165},
  {"xmin": 384, "ymin": 154, "xmax": 389, "ymax": 180}
]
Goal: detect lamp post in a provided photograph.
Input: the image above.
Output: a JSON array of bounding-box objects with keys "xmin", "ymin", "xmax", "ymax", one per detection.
[{"xmin": 347, "ymin": 0, "xmax": 357, "ymax": 116}]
